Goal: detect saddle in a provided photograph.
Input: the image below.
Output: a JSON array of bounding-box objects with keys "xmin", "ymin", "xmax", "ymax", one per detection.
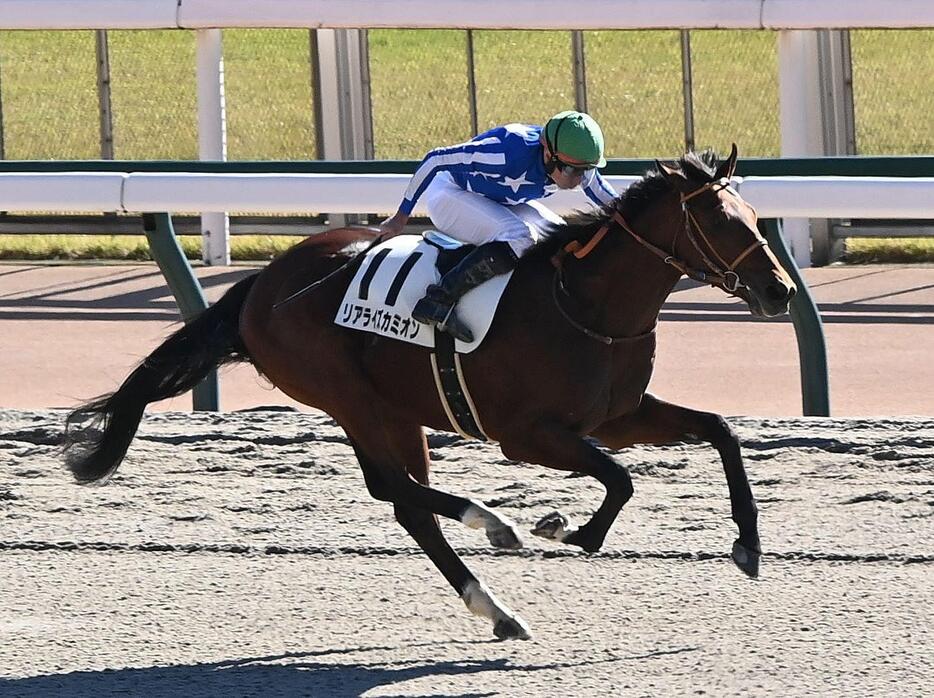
[
  {"xmin": 334, "ymin": 231, "xmax": 514, "ymax": 354},
  {"xmin": 334, "ymin": 231, "xmax": 513, "ymax": 441}
]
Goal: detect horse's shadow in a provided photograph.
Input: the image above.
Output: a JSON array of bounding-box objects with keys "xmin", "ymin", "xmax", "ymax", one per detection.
[{"xmin": 0, "ymin": 640, "xmax": 613, "ymax": 698}]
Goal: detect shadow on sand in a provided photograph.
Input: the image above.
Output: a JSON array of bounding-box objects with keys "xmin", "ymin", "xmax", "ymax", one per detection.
[{"xmin": 0, "ymin": 640, "xmax": 628, "ymax": 698}]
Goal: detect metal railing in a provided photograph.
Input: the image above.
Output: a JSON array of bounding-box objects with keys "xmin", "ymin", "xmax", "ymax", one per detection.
[{"xmin": 2, "ymin": 155, "xmax": 932, "ymax": 175}]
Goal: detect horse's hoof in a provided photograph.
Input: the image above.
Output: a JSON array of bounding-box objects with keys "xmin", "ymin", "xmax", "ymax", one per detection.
[
  {"xmin": 563, "ymin": 530, "xmax": 602, "ymax": 553},
  {"xmin": 732, "ymin": 539, "xmax": 761, "ymax": 579},
  {"xmin": 487, "ymin": 524, "xmax": 523, "ymax": 550},
  {"xmin": 493, "ymin": 616, "xmax": 532, "ymax": 641},
  {"xmin": 530, "ymin": 511, "xmax": 571, "ymax": 542}
]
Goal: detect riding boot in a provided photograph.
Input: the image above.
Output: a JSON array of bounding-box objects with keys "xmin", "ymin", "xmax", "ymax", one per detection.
[{"xmin": 412, "ymin": 241, "xmax": 518, "ymax": 342}]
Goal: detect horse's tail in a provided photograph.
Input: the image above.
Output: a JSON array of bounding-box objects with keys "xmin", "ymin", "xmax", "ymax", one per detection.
[{"xmin": 63, "ymin": 273, "xmax": 259, "ymax": 484}]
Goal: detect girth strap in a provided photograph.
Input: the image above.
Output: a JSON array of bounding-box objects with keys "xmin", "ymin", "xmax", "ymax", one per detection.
[{"xmin": 429, "ymin": 330, "xmax": 493, "ymax": 441}]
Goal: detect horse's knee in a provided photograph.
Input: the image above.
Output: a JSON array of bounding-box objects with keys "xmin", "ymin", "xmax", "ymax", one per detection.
[
  {"xmin": 702, "ymin": 413, "xmax": 739, "ymax": 449},
  {"xmin": 395, "ymin": 503, "xmax": 430, "ymax": 534},
  {"xmin": 597, "ymin": 459, "xmax": 633, "ymax": 498},
  {"xmin": 359, "ymin": 466, "xmax": 395, "ymax": 502},
  {"xmin": 615, "ymin": 466, "xmax": 634, "ymax": 502},
  {"xmin": 350, "ymin": 443, "xmax": 394, "ymax": 501}
]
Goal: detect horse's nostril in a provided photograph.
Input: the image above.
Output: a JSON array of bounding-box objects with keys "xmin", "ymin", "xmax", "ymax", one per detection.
[{"xmin": 766, "ymin": 282, "xmax": 794, "ymax": 302}]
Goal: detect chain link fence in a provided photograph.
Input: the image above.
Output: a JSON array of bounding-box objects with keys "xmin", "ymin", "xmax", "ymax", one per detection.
[
  {"xmin": 850, "ymin": 29, "xmax": 934, "ymax": 155},
  {"xmin": 224, "ymin": 29, "xmax": 316, "ymax": 160},
  {"xmin": 690, "ymin": 30, "xmax": 781, "ymax": 157},
  {"xmin": 368, "ymin": 29, "xmax": 471, "ymax": 158},
  {"xmin": 0, "ymin": 31, "xmax": 98, "ymax": 159},
  {"xmin": 0, "ymin": 28, "xmax": 931, "ymax": 161},
  {"xmin": 108, "ymin": 30, "xmax": 198, "ymax": 160},
  {"xmin": 585, "ymin": 30, "xmax": 684, "ymax": 157}
]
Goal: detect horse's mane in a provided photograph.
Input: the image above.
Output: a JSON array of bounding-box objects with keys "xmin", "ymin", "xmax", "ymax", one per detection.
[{"xmin": 526, "ymin": 149, "xmax": 721, "ymax": 261}]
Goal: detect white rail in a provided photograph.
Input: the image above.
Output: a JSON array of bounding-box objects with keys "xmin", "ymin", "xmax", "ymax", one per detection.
[
  {"xmin": 1, "ymin": 173, "xmax": 933, "ymax": 219},
  {"xmin": 2, "ymin": 0, "xmax": 934, "ymax": 30}
]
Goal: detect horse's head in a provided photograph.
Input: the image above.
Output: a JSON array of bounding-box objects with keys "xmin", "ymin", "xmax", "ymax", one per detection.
[{"xmin": 654, "ymin": 145, "xmax": 796, "ymax": 317}]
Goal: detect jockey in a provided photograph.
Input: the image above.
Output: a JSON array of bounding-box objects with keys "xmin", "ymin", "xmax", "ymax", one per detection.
[{"xmin": 380, "ymin": 110, "xmax": 617, "ymax": 343}]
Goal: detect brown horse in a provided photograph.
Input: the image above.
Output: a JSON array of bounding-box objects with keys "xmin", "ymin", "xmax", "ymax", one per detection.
[{"xmin": 64, "ymin": 145, "xmax": 795, "ymax": 641}]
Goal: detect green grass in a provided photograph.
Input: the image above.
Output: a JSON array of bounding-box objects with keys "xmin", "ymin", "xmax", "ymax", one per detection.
[
  {"xmin": 0, "ymin": 31, "xmax": 100, "ymax": 159},
  {"xmin": 0, "ymin": 235, "xmax": 297, "ymax": 262},
  {"xmin": 844, "ymin": 237, "xmax": 934, "ymax": 263},
  {"xmin": 851, "ymin": 30, "xmax": 934, "ymax": 154},
  {"xmin": 224, "ymin": 30, "xmax": 316, "ymax": 159},
  {"xmin": 2, "ymin": 234, "xmax": 931, "ymax": 265}
]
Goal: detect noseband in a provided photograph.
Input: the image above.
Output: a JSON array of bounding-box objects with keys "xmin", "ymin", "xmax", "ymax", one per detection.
[{"xmin": 552, "ymin": 177, "xmax": 766, "ymax": 344}]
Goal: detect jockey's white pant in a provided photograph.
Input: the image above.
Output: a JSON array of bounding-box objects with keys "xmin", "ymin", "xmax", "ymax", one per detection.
[{"xmin": 423, "ymin": 172, "xmax": 565, "ymax": 257}]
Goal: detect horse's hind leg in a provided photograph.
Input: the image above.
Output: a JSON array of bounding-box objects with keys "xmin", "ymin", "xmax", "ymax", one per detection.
[
  {"xmin": 591, "ymin": 392, "xmax": 760, "ymax": 578},
  {"xmin": 350, "ymin": 424, "xmax": 530, "ymax": 640}
]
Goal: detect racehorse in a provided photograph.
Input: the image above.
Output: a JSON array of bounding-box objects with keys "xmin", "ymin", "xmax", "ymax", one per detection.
[{"xmin": 63, "ymin": 145, "xmax": 796, "ymax": 641}]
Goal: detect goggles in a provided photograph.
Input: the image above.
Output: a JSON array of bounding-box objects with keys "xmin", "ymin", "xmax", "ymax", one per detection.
[{"xmin": 552, "ymin": 156, "xmax": 595, "ymax": 177}]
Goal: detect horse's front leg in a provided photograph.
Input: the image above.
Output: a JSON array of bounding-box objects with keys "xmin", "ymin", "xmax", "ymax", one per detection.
[
  {"xmin": 500, "ymin": 426, "xmax": 634, "ymax": 553},
  {"xmin": 591, "ymin": 392, "xmax": 761, "ymax": 578}
]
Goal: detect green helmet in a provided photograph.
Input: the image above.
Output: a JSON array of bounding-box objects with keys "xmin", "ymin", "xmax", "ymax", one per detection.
[{"xmin": 544, "ymin": 110, "xmax": 607, "ymax": 168}]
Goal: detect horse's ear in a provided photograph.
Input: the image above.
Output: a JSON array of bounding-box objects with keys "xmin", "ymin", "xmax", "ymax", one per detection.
[
  {"xmin": 715, "ymin": 143, "xmax": 738, "ymax": 180},
  {"xmin": 655, "ymin": 159, "xmax": 682, "ymax": 179}
]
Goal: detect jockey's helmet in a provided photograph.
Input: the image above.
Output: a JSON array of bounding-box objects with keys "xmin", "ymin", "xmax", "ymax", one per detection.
[{"xmin": 544, "ymin": 111, "xmax": 607, "ymax": 168}]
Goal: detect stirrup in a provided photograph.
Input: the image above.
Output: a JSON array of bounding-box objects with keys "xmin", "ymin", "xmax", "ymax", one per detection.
[
  {"xmin": 413, "ymin": 298, "xmax": 474, "ymax": 342},
  {"xmin": 412, "ymin": 295, "xmax": 453, "ymax": 327}
]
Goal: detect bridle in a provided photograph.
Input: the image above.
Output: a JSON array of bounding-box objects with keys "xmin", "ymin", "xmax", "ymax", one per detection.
[
  {"xmin": 626, "ymin": 177, "xmax": 765, "ymax": 294},
  {"xmin": 551, "ymin": 176, "xmax": 766, "ymax": 345}
]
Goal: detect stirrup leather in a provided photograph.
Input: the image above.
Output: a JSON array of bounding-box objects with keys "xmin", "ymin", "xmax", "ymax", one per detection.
[{"xmin": 437, "ymin": 304, "xmax": 457, "ymax": 333}]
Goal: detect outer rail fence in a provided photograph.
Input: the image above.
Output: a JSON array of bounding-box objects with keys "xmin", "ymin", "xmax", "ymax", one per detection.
[
  {"xmin": 3, "ymin": 155, "xmax": 933, "ymax": 174},
  {"xmin": 4, "ymin": 157, "xmax": 934, "ymax": 415},
  {"xmin": 4, "ymin": 0, "xmax": 934, "ymax": 30}
]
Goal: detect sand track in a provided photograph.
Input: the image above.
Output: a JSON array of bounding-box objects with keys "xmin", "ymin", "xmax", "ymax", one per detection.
[{"xmin": 1, "ymin": 409, "xmax": 932, "ymax": 696}]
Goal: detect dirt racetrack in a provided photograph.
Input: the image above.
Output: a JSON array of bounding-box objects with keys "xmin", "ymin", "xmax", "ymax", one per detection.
[
  {"xmin": 2, "ymin": 263, "xmax": 934, "ymax": 416},
  {"xmin": 1, "ymin": 408, "xmax": 932, "ymax": 696}
]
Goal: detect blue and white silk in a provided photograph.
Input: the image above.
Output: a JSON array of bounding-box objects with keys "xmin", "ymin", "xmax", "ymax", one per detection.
[{"xmin": 399, "ymin": 123, "xmax": 617, "ymax": 216}]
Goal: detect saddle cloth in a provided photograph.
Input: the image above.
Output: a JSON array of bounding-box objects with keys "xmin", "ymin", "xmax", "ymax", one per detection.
[{"xmin": 334, "ymin": 232, "xmax": 514, "ymax": 354}]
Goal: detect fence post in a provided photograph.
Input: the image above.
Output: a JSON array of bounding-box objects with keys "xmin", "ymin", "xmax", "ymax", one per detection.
[
  {"xmin": 777, "ymin": 30, "xmax": 825, "ymax": 268},
  {"xmin": 466, "ymin": 30, "xmax": 479, "ymax": 136},
  {"xmin": 680, "ymin": 30, "xmax": 695, "ymax": 152},
  {"xmin": 777, "ymin": 29, "xmax": 856, "ymax": 268},
  {"xmin": 195, "ymin": 28, "xmax": 230, "ymax": 266},
  {"xmin": 763, "ymin": 219, "xmax": 830, "ymax": 417},
  {"xmin": 812, "ymin": 29, "xmax": 855, "ymax": 265},
  {"xmin": 142, "ymin": 212, "xmax": 219, "ymax": 411},
  {"xmin": 95, "ymin": 30, "xmax": 114, "ymax": 160},
  {"xmin": 0, "ymin": 47, "xmax": 5, "ymax": 160},
  {"xmin": 312, "ymin": 28, "xmax": 374, "ymax": 227},
  {"xmin": 571, "ymin": 31, "xmax": 587, "ymax": 113}
]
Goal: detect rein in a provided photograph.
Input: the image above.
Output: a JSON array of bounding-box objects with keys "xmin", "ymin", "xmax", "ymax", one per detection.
[
  {"xmin": 550, "ymin": 273, "xmax": 656, "ymax": 346},
  {"xmin": 551, "ymin": 177, "xmax": 764, "ymax": 344}
]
